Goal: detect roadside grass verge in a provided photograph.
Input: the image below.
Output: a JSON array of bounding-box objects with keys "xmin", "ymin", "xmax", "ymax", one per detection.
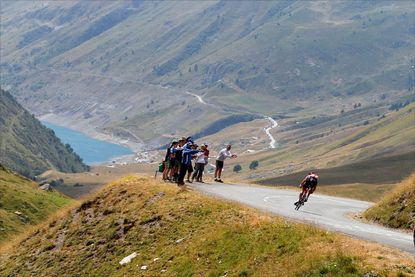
[
  {"xmin": 0, "ymin": 176, "xmax": 413, "ymax": 276},
  {"xmin": 364, "ymin": 173, "xmax": 415, "ymax": 230}
]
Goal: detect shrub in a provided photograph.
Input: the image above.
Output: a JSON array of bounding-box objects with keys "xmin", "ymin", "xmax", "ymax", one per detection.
[
  {"xmin": 233, "ymin": 164, "xmax": 242, "ymax": 173},
  {"xmin": 249, "ymin": 160, "xmax": 259, "ymax": 170}
]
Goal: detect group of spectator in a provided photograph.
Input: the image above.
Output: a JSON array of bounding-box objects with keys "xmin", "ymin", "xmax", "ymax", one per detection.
[{"xmin": 162, "ymin": 137, "xmax": 237, "ymax": 186}]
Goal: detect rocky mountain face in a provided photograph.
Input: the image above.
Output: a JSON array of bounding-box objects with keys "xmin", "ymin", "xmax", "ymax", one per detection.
[
  {"xmin": 0, "ymin": 89, "xmax": 89, "ymax": 178},
  {"xmin": 1, "ymin": 1, "xmax": 414, "ymax": 147}
]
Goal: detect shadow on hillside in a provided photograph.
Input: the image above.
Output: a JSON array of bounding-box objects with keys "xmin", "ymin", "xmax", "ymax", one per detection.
[{"xmin": 257, "ymin": 152, "xmax": 415, "ymax": 186}]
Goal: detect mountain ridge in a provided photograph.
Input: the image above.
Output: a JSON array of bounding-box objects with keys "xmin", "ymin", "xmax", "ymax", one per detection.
[
  {"xmin": 0, "ymin": 89, "xmax": 89, "ymax": 178},
  {"xmin": 1, "ymin": 0, "xmax": 413, "ymax": 147}
]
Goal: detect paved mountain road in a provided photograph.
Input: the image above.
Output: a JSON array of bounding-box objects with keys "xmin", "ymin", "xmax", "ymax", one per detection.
[
  {"xmin": 182, "ymin": 90, "xmax": 279, "ymax": 149},
  {"xmin": 264, "ymin": 116, "xmax": 278, "ymax": 149},
  {"xmin": 191, "ymin": 182, "xmax": 414, "ymax": 254}
]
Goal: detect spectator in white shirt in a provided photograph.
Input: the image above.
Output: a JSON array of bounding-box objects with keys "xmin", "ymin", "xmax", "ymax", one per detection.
[
  {"xmin": 214, "ymin": 144, "xmax": 237, "ymax": 183},
  {"xmin": 192, "ymin": 144, "xmax": 208, "ymax": 182}
]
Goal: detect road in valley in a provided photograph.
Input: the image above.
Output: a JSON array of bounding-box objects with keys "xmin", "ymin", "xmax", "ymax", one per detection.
[
  {"xmin": 264, "ymin": 116, "xmax": 278, "ymax": 149},
  {"xmin": 181, "ymin": 90, "xmax": 280, "ymax": 150},
  {"xmin": 191, "ymin": 182, "xmax": 414, "ymax": 254},
  {"xmin": 184, "ymin": 91, "xmax": 208, "ymax": 105}
]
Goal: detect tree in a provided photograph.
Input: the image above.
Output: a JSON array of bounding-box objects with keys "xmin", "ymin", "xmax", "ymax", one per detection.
[
  {"xmin": 249, "ymin": 160, "xmax": 259, "ymax": 170},
  {"xmin": 233, "ymin": 164, "xmax": 242, "ymax": 173}
]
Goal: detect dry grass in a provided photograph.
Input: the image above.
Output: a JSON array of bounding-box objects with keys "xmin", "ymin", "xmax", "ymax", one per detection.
[
  {"xmin": 1, "ymin": 176, "xmax": 413, "ymax": 276},
  {"xmin": 364, "ymin": 173, "xmax": 415, "ymax": 230},
  {"xmin": 316, "ymin": 183, "xmax": 396, "ymax": 202},
  {"xmin": 204, "ymin": 104, "xmax": 415, "ymax": 184},
  {"xmin": 39, "ymin": 163, "xmax": 156, "ymax": 198}
]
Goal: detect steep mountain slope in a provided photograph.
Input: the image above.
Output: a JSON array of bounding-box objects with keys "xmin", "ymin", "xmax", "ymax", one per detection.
[
  {"xmin": 0, "ymin": 89, "xmax": 89, "ymax": 178},
  {"xmin": 364, "ymin": 173, "xmax": 415, "ymax": 230},
  {"xmin": 1, "ymin": 1, "xmax": 413, "ymax": 147},
  {"xmin": 0, "ymin": 165, "xmax": 73, "ymax": 244},
  {"xmin": 0, "ymin": 176, "xmax": 413, "ymax": 276}
]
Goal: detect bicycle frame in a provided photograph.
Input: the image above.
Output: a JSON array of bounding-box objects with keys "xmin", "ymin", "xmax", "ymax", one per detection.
[{"xmin": 295, "ymin": 187, "xmax": 312, "ymax": 210}]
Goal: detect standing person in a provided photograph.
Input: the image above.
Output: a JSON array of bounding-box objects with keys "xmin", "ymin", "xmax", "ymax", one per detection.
[
  {"xmin": 200, "ymin": 143, "xmax": 209, "ymax": 182},
  {"xmin": 171, "ymin": 137, "xmax": 186, "ymax": 182},
  {"xmin": 203, "ymin": 142, "xmax": 209, "ymax": 165},
  {"xmin": 294, "ymin": 172, "xmax": 319, "ymax": 205},
  {"xmin": 186, "ymin": 144, "xmax": 197, "ymax": 183},
  {"xmin": 178, "ymin": 141, "xmax": 200, "ymax": 186},
  {"xmin": 214, "ymin": 144, "xmax": 237, "ymax": 183},
  {"xmin": 163, "ymin": 140, "xmax": 177, "ymax": 181},
  {"xmin": 192, "ymin": 144, "xmax": 207, "ymax": 182}
]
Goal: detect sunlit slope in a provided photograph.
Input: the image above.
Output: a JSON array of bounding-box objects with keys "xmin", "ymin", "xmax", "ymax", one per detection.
[
  {"xmin": 0, "ymin": 165, "xmax": 73, "ymax": 244},
  {"xmin": 364, "ymin": 173, "xmax": 415, "ymax": 230},
  {"xmin": 0, "ymin": 89, "xmax": 89, "ymax": 178},
  {"xmin": 206, "ymin": 104, "xmax": 415, "ymax": 183},
  {"xmin": 326, "ymin": 104, "xmax": 415, "ymax": 162},
  {"xmin": 0, "ymin": 176, "xmax": 413, "ymax": 276}
]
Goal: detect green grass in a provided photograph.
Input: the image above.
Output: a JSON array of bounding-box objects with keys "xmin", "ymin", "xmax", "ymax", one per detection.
[
  {"xmin": 0, "ymin": 166, "xmax": 74, "ymax": 244},
  {"xmin": 364, "ymin": 173, "xmax": 415, "ymax": 230},
  {"xmin": 0, "ymin": 176, "xmax": 413, "ymax": 276},
  {"xmin": 303, "ymin": 253, "xmax": 361, "ymax": 277}
]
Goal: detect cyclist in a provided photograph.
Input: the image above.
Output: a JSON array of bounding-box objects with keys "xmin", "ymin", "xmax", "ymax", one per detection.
[{"xmin": 294, "ymin": 172, "xmax": 319, "ymax": 206}]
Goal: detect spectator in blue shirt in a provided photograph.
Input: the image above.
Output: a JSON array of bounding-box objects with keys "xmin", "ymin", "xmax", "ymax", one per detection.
[{"xmin": 177, "ymin": 142, "xmax": 200, "ymax": 186}]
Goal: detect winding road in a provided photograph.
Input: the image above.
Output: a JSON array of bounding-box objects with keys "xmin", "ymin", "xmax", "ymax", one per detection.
[
  {"xmin": 191, "ymin": 182, "xmax": 414, "ymax": 254},
  {"xmin": 184, "ymin": 91, "xmax": 208, "ymax": 105},
  {"xmin": 181, "ymin": 90, "xmax": 279, "ymax": 149},
  {"xmin": 264, "ymin": 116, "xmax": 278, "ymax": 149}
]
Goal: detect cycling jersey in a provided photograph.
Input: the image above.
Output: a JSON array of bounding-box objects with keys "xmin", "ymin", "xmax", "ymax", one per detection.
[{"xmin": 303, "ymin": 174, "xmax": 318, "ymax": 188}]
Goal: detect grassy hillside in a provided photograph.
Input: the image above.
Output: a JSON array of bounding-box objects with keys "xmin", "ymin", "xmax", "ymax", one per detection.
[
  {"xmin": 0, "ymin": 176, "xmax": 413, "ymax": 276},
  {"xmin": 256, "ymin": 152, "xmax": 415, "ymax": 187},
  {"xmin": 0, "ymin": 89, "xmax": 89, "ymax": 178},
  {"xmin": 0, "ymin": 1, "xmax": 413, "ymax": 146},
  {"xmin": 0, "ymin": 165, "xmax": 73, "ymax": 244},
  {"xmin": 211, "ymin": 103, "xmax": 415, "ymax": 183},
  {"xmin": 364, "ymin": 173, "xmax": 415, "ymax": 230}
]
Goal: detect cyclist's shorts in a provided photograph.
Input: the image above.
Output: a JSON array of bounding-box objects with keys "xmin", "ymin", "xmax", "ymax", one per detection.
[{"xmin": 303, "ymin": 182, "xmax": 317, "ymax": 189}]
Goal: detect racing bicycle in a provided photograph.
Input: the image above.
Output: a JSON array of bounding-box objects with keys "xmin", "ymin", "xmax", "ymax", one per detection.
[{"xmin": 294, "ymin": 187, "xmax": 312, "ymax": 210}]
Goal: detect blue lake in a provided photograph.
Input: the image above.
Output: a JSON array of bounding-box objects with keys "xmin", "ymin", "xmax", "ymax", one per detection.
[{"xmin": 42, "ymin": 122, "xmax": 133, "ymax": 165}]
